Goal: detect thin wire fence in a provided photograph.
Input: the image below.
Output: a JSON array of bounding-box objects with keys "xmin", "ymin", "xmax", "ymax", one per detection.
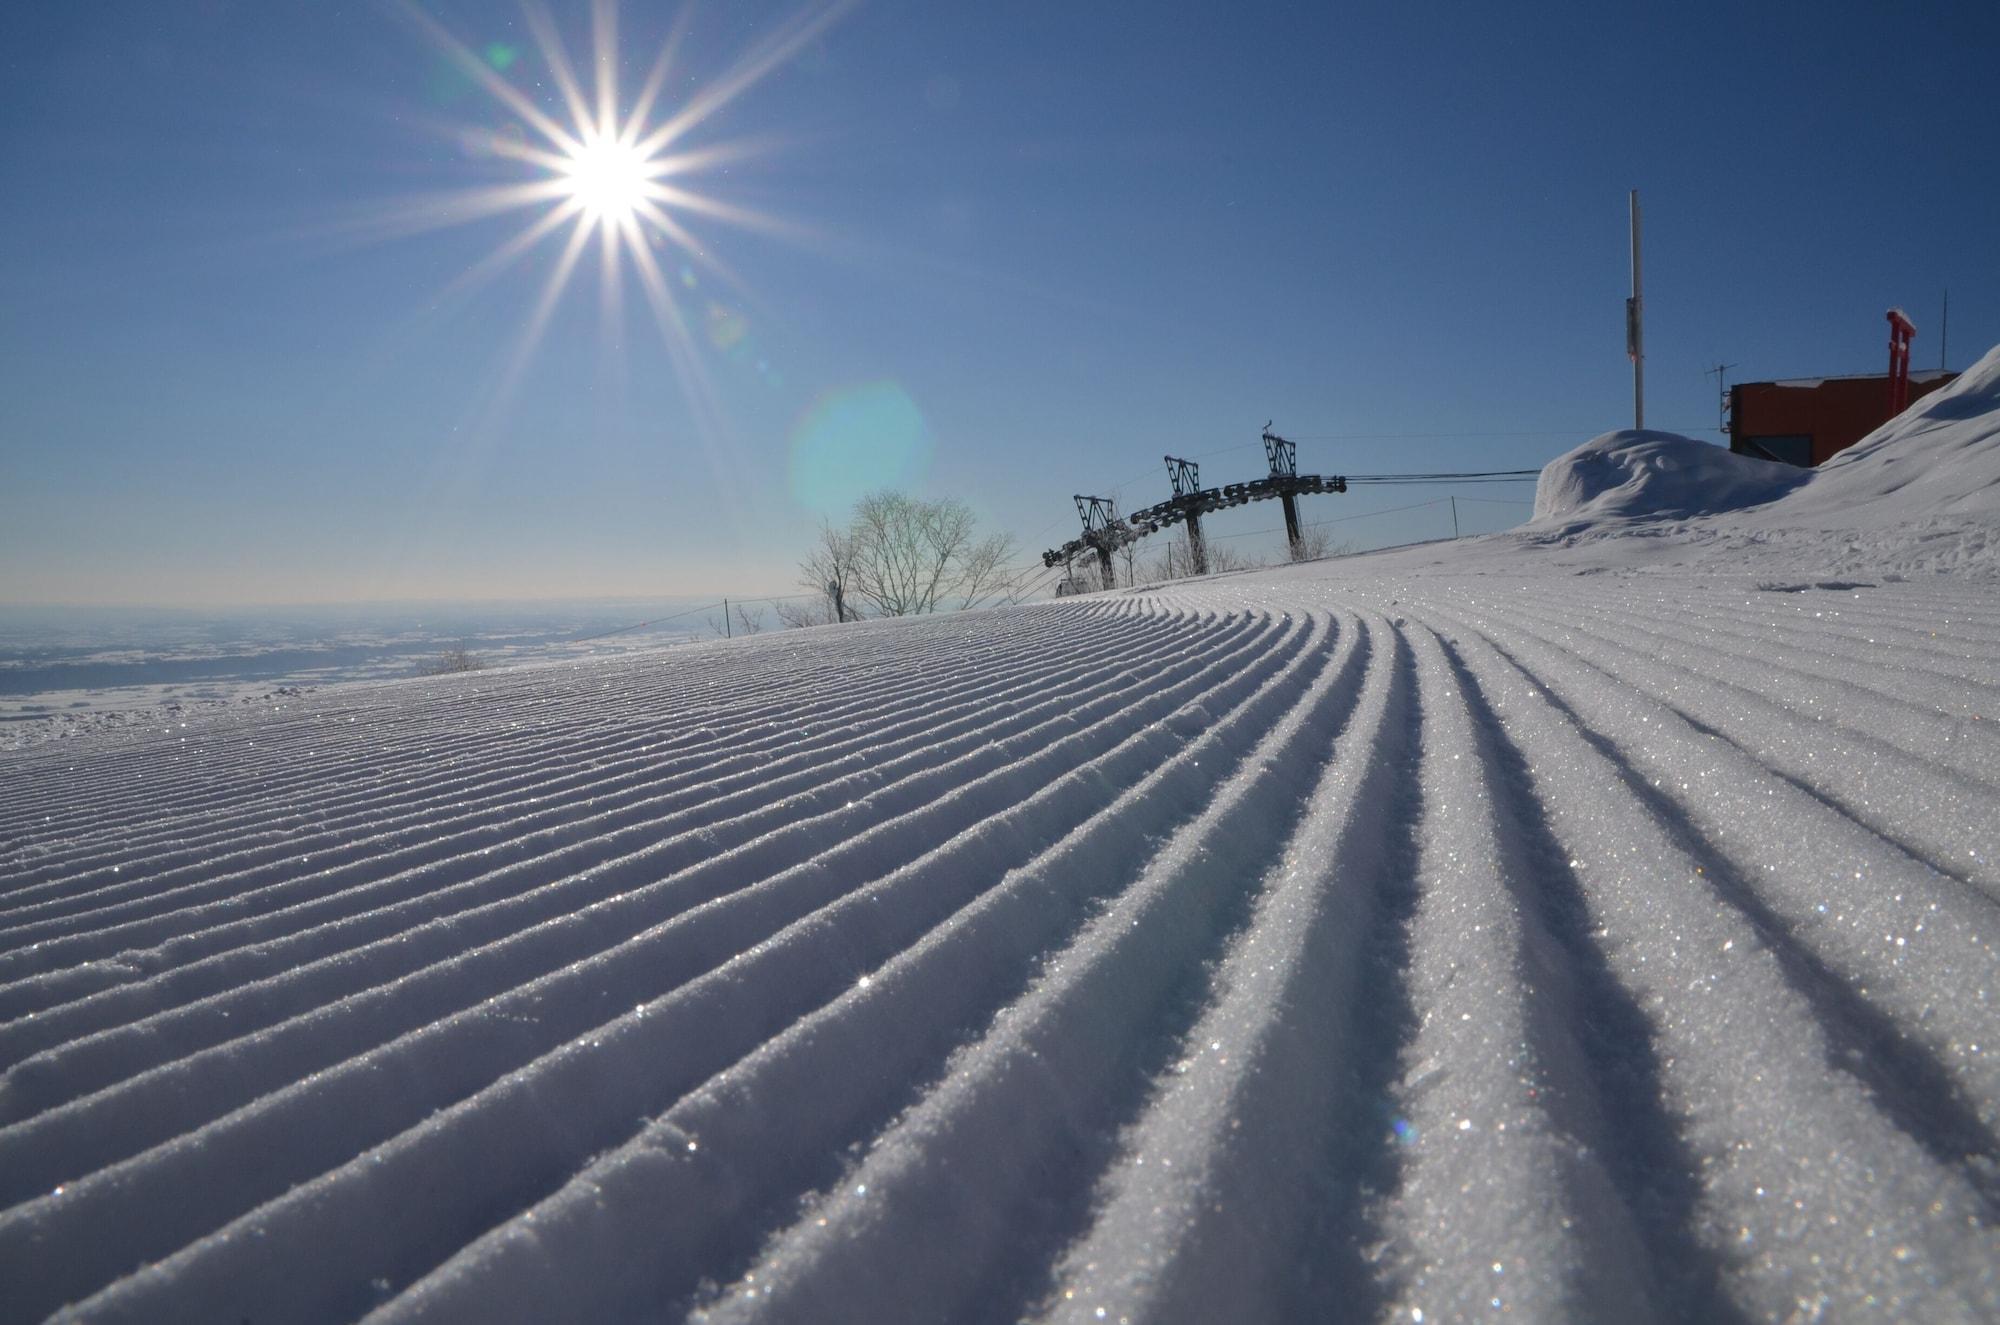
[{"xmin": 565, "ymin": 591, "xmax": 821, "ymax": 644}]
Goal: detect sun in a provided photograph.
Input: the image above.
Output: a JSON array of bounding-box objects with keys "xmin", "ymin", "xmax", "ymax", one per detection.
[
  {"xmin": 376, "ymin": 0, "xmax": 850, "ymax": 401},
  {"xmin": 561, "ymin": 134, "xmax": 652, "ymax": 224}
]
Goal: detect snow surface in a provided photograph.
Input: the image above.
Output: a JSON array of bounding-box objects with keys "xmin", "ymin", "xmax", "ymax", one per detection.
[{"xmin": 4, "ymin": 350, "xmax": 2000, "ymax": 1323}]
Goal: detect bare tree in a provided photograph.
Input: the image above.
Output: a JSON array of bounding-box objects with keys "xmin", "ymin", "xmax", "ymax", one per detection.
[
  {"xmin": 1139, "ymin": 534, "xmax": 1199, "ymax": 583},
  {"xmin": 1115, "ymin": 538, "xmax": 1142, "ymax": 589},
  {"xmin": 1207, "ymin": 543, "xmax": 1263, "ymax": 574},
  {"xmin": 797, "ymin": 521, "xmax": 861, "ymax": 623},
  {"xmin": 812, "ymin": 490, "xmax": 1017, "ymax": 618},
  {"xmin": 774, "ymin": 598, "xmax": 834, "ymax": 628},
  {"xmin": 1291, "ymin": 525, "xmax": 1352, "ymax": 561},
  {"xmin": 1140, "ymin": 533, "xmax": 1264, "ymax": 584},
  {"xmin": 733, "ymin": 602, "xmax": 766, "ymax": 636},
  {"xmin": 848, "ymin": 491, "xmax": 960, "ymax": 617},
  {"xmin": 954, "ymin": 531, "xmax": 1017, "ymax": 610}
]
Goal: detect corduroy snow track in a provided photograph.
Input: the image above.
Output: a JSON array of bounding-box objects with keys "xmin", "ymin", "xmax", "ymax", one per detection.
[{"xmin": 2, "ymin": 574, "xmax": 1997, "ymax": 1324}]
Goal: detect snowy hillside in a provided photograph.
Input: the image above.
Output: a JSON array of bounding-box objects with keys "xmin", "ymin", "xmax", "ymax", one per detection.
[
  {"xmin": 1785, "ymin": 343, "xmax": 2000, "ymax": 524},
  {"xmin": 1511, "ymin": 344, "xmax": 2000, "ymax": 583},
  {"xmin": 4, "ymin": 367, "xmax": 2000, "ymax": 1323}
]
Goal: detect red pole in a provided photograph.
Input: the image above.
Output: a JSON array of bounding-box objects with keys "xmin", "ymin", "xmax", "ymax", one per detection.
[{"xmin": 1886, "ymin": 308, "xmax": 1916, "ymax": 416}]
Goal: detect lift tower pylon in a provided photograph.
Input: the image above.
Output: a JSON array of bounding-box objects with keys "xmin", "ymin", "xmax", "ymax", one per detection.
[
  {"xmin": 1073, "ymin": 495, "xmax": 1120, "ymax": 588},
  {"xmin": 1261, "ymin": 424, "xmax": 1304, "ymax": 557},
  {"xmin": 1040, "ymin": 450, "xmax": 1347, "ymax": 576},
  {"xmin": 1164, "ymin": 456, "xmax": 1207, "ymax": 576}
]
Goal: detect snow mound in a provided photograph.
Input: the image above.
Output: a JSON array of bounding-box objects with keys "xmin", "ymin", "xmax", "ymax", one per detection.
[
  {"xmin": 1502, "ymin": 342, "xmax": 2000, "ymax": 580},
  {"xmin": 1530, "ymin": 429, "xmax": 1804, "ymax": 527},
  {"xmin": 1773, "ymin": 342, "xmax": 2000, "ymax": 525}
]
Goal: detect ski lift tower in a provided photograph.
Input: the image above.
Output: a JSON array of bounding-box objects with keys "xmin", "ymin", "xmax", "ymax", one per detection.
[
  {"xmin": 1072, "ymin": 495, "xmax": 1120, "ymax": 588},
  {"xmin": 1261, "ymin": 424, "xmax": 1305, "ymax": 557},
  {"xmin": 1165, "ymin": 455, "xmax": 1208, "ymax": 575}
]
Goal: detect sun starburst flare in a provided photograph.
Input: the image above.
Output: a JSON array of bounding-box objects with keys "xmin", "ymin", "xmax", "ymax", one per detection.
[
  {"xmin": 376, "ymin": 0, "xmax": 848, "ymax": 410},
  {"xmin": 562, "ymin": 135, "xmax": 651, "ymax": 222}
]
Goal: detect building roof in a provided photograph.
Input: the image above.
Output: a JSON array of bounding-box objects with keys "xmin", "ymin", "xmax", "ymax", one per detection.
[{"xmin": 1745, "ymin": 369, "xmax": 1958, "ymax": 389}]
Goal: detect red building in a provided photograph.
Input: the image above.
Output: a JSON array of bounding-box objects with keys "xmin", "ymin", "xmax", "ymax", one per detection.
[{"xmin": 1728, "ymin": 368, "xmax": 1957, "ymax": 467}]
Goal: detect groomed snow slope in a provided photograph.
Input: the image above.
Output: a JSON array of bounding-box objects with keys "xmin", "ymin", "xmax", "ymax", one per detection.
[
  {"xmin": 4, "ymin": 363, "xmax": 2000, "ymax": 1322},
  {"xmin": 3, "ymin": 576, "xmax": 1997, "ymax": 1323}
]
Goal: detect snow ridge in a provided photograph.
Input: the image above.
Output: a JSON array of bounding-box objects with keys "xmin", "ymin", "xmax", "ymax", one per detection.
[{"xmin": 2, "ymin": 580, "xmax": 1997, "ymax": 1322}]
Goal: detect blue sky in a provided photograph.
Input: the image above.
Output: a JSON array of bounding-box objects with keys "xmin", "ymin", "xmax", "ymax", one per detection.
[{"xmin": 2, "ymin": 0, "xmax": 1995, "ymax": 606}]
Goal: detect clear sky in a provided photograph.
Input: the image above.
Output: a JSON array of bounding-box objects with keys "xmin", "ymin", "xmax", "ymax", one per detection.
[{"xmin": 3, "ymin": 0, "xmax": 1995, "ymax": 607}]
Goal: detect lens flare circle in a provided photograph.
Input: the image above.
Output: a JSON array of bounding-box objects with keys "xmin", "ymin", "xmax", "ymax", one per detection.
[
  {"xmin": 561, "ymin": 136, "xmax": 651, "ymax": 222},
  {"xmin": 788, "ymin": 381, "xmax": 933, "ymax": 515}
]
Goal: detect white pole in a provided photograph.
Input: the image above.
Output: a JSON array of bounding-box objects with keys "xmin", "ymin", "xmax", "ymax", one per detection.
[{"xmin": 1629, "ymin": 189, "xmax": 1645, "ymax": 431}]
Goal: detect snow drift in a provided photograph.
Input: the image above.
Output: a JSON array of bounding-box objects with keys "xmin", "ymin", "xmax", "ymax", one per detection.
[
  {"xmin": 1530, "ymin": 429, "xmax": 1804, "ymax": 527},
  {"xmin": 1778, "ymin": 341, "xmax": 2000, "ymax": 523}
]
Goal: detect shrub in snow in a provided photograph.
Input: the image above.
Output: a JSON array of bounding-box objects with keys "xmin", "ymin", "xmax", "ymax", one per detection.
[{"xmin": 419, "ymin": 647, "xmax": 485, "ymax": 675}]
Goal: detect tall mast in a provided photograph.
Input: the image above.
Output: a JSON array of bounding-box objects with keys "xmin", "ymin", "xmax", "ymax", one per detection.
[{"xmin": 1628, "ymin": 189, "xmax": 1645, "ymax": 431}]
